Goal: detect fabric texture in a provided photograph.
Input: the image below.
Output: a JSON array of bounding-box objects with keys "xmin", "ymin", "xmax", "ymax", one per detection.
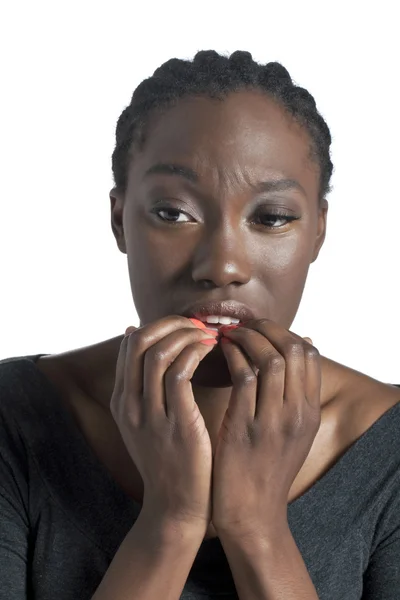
[{"xmin": 0, "ymin": 353, "xmax": 400, "ymax": 599}]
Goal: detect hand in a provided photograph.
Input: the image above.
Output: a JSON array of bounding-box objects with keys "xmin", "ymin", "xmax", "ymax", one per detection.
[
  {"xmin": 110, "ymin": 316, "xmax": 218, "ymax": 530},
  {"xmin": 212, "ymin": 319, "xmax": 321, "ymax": 537}
]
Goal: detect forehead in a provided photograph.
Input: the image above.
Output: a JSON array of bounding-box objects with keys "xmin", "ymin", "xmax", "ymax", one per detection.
[{"xmin": 128, "ymin": 90, "xmax": 319, "ymax": 201}]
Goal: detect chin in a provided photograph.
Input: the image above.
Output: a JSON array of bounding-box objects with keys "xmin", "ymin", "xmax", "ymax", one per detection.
[{"xmin": 191, "ymin": 344, "xmax": 233, "ymax": 388}]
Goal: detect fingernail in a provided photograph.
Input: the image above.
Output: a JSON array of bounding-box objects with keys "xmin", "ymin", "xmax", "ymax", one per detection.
[
  {"xmin": 200, "ymin": 338, "xmax": 218, "ymax": 346},
  {"xmin": 203, "ymin": 328, "xmax": 219, "ymax": 337},
  {"xmin": 188, "ymin": 318, "xmax": 207, "ymax": 329}
]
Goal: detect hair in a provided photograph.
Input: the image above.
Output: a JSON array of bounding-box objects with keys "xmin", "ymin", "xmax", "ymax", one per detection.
[{"xmin": 111, "ymin": 50, "xmax": 333, "ymax": 204}]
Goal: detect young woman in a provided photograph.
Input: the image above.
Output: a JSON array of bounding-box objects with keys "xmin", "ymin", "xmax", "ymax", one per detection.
[{"xmin": 1, "ymin": 50, "xmax": 399, "ymax": 600}]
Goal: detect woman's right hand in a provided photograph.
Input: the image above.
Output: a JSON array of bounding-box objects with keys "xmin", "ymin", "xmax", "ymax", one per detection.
[{"xmin": 110, "ymin": 316, "xmax": 218, "ymax": 530}]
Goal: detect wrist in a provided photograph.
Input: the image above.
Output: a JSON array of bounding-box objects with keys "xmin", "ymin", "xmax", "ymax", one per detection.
[
  {"xmin": 218, "ymin": 519, "xmax": 290, "ymax": 546},
  {"xmin": 137, "ymin": 507, "xmax": 208, "ymax": 544}
]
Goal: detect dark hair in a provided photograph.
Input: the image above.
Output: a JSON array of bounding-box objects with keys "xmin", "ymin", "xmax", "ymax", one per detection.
[{"xmin": 112, "ymin": 50, "xmax": 333, "ymax": 204}]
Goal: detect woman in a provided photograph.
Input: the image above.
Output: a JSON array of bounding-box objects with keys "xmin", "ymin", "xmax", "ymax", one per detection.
[{"xmin": 1, "ymin": 50, "xmax": 399, "ymax": 600}]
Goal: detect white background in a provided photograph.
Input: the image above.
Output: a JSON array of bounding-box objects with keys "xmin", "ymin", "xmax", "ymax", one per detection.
[{"xmin": 0, "ymin": 1, "xmax": 399, "ymax": 383}]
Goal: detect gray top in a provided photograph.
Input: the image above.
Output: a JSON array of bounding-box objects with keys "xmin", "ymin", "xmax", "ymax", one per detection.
[{"xmin": 0, "ymin": 353, "xmax": 400, "ymax": 600}]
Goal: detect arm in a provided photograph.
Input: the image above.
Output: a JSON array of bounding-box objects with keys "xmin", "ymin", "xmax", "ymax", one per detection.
[
  {"xmin": 0, "ymin": 485, "xmax": 30, "ymax": 600},
  {"xmin": 92, "ymin": 510, "xmax": 206, "ymax": 600},
  {"xmin": 362, "ymin": 525, "xmax": 400, "ymax": 599},
  {"xmin": 219, "ymin": 522, "xmax": 319, "ymax": 600}
]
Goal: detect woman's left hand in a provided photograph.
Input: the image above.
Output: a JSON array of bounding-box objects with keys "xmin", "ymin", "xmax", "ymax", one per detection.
[{"xmin": 212, "ymin": 319, "xmax": 322, "ymax": 537}]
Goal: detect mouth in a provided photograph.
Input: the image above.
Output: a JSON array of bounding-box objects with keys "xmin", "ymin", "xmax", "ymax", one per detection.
[{"xmin": 180, "ymin": 300, "xmax": 256, "ymax": 330}]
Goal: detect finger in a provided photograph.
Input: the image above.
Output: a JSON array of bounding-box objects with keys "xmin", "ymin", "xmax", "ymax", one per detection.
[
  {"xmin": 222, "ymin": 324, "xmax": 286, "ymax": 421},
  {"xmin": 280, "ymin": 331, "xmax": 321, "ymax": 410},
  {"xmin": 110, "ymin": 334, "xmax": 131, "ymax": 420},
  {"xmin": 164, "ymin": 341, "xmax": 216, "ymax": 426},
  {"xmin": 143, "ymin": 328, "xmax": 217, "ymax": 422},
  {"xmin": 246, "ymin": 321, "xmax": 307, "ymax": 419},
  {"xmin": 302, "ymin": 343, "xmax": 321, "ymax": 411},
  {"xmin": 225, "ymin": 322, "xmax": 320, "ymax": 414},
  {"xmin": 250, "ymin": 322, "xmax": 307, "ymax": 413},
  {"xmin": 125, "ymin": 326, "xmax": 137, "ymax": 336},
  {"xmin": 220, "ymin": 339, "xmax": 258, "ymax": 422},
  {"xmin": 123, "ymin": 316, "xmax": 213, "ymax": 400}
]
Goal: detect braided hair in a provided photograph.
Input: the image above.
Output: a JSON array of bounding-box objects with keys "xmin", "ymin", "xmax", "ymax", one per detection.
[{"xmin": 112, "ymin": 50, "xmax": 333, "ymax": 204}]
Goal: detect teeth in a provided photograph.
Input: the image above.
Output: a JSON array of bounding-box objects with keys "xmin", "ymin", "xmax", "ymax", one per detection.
[{"xmin": 202, "ymin": 315, "xmax": 241, "ymax": 325}]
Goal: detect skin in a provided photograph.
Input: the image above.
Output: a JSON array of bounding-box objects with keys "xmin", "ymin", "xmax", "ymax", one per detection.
[
  {"xmin": 109, "ymin": 89, "xmax": 329, "ymax": 441},
  {"xmin": 35, "ymin": 89, "xmax": 400, "ymax": 597},
  {"xmin": 39, "ymin": 88, "xmax": 400, "ymax": 547}
]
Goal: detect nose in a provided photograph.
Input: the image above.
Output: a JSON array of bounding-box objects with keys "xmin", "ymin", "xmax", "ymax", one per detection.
[{"xmin": 191, "ymin": 222, "xmax": 251, "ymax": 288}]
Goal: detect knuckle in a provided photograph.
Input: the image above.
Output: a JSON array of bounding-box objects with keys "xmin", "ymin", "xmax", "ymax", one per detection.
[
  {"xmin": 129, "ymin": 330, "xmax": 148, "ymax": 353},
  {"xmin": 110, "ymin": 394, "xmax": 128, "ymax": 424},
  {"xmin": 165, "ymin": 364, "xmax": 190, "ymax": 386},
  {"xmin": 283, "ymin": 408, "xmax": 305, "ymax": 435},
  {"xmin": 148, "ymin": 346, "xmax": 169, "ymax": 364},
  {"xmin": 309, "ymin": 406, "xmax": 322, "ymax": 428},
  {"xmin": 285, "ymin": 342, "xmax": 304, "ymax": 358},
  {"xmin": 238, "ymin": 425, "xmax": 255, "ymax": 445},
  {"xmin": 266, "ymin": 353, "xmax": 285, "ymax": 373},
  {"xmin": 109, "ymin": 396, "xmax": 118, "ymax": 418},
  {"xmin": 220, "ymin": 419, "xmax": 253, "ymax": 444},
  {"xmin": 232, "ymin": 368, "xmax": 257, "ymax": 386},
  {"xmin": 305, "ymin": 345, "xmax": 320, "ymax": 360},
  {"xmin": 257, "ymin": 318, "xmax": 270, "ymax": 327},
  {"xmin": 173, "ymin": 315, "xmax": 196, "ymax": 328},
  {"xmin": 245, "ymin": 421, "xmax": 263, "ymax": 443},
  {"xmin": 292, "ymin": 409, "xmax": 306, "ymax": 430}
]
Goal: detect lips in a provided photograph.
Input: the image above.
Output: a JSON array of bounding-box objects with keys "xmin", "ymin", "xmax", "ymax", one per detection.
[{"xmin": 180, "ymin": 300, "xmax": 256, "ymax": 324}]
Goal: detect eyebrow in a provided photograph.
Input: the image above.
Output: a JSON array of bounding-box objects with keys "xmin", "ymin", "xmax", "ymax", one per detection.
[{"xmin": 143, "ymin": 162, "xmax": 306, "ymax": 196}]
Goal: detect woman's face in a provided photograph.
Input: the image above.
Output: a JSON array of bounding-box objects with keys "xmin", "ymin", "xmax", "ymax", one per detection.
[{"xmin": 110, "ymin": 90, "xmax": 328, "ymax": 386}]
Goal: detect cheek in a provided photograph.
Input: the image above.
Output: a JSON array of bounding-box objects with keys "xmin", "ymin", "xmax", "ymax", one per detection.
[
  {"xmin": 257, "ymin": 234, "xmax": 312, "ymax": 306},
  {"xmin": 150, "ymin": 232, "xmax": 193, "ymax": 275},
  {"xmin": 127, "ymin": 231, "xmax": 194, "ymax": 325},
  {"xmin": 127, "ymin": 237, "xmax": 167, "ymax": 325},
  {"xmin": 128, "ymin": 229, "xmax": 189, "ymax": 290},
  {"xmin": 258, "ymin": 234, "xmax": 307, "ymax": 275}
]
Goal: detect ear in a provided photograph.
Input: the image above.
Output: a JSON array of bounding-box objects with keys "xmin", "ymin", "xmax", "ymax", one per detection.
[
  {"xmin": 110, "ymin": 187, "xmax": 127, "ymax": 254},
  {"xmin": 311, "ymin": 199, "xmax": 328, "ymax": 263}
]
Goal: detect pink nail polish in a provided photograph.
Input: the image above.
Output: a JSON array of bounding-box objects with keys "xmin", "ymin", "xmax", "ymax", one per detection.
[
  {"xmin": 189, "ymin": 318, "xmax": 207, "ymax": 329},
  {"xmin": 200, "ymin": 338, "xmax": 218, "ymax": 346},
  {"xmin": 203, "ymin": 328, "xmax": 219, "ymax": 337}
]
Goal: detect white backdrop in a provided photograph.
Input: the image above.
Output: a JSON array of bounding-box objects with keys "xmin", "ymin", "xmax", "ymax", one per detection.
[{"xmin": 1, "ymin": 1, "xmax": 398, "ymax": 383}]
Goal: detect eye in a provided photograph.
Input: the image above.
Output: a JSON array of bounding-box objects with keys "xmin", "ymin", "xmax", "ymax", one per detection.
[
  {"xmin": 150, "ymin": 205, "xmax": 299, "ymax": 229},
  {"xmin": 252, "ymin": 210, "xmax": 299, "ymax": 229},
  {"xmin": 151, "ymin": 207, "xmax": 193, "ymax": 223}
]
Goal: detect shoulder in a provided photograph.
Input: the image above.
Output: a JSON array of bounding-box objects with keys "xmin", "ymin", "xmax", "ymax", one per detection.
[
  {"xmin": 0, "ymin": 356, "xmax": 41, "ymax": 501},
  {"xmin": 330, "ymin": 359, "xmax": 400, "ymax": 446},
  {"xmin": 0, "ymin": 354, "xmax": 44, "ymax": 418},
  {"xmin": 351, "ymin": 379, "xmax": 400, "ymax": 443},
  {"xmin": 0, "ymin": 352, "xmax": 73, "ymax": 458}
]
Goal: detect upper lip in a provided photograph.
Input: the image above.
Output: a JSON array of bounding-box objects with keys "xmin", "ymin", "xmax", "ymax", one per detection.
[{"xmin": 180, "ymin": 300, "xmax": 256, "ymax": 323}]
